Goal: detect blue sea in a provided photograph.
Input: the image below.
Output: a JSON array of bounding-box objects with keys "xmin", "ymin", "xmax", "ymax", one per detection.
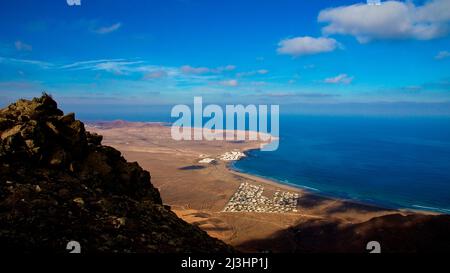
[
  {"xmin": 75, "ymin": 107, "xmax": 450, "ymax": 214},
  {"xmin": 232, "ymin": 115, "xmax": 450, "ymax": 214}
]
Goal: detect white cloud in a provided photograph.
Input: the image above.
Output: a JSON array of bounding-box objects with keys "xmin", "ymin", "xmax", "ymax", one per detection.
[
  {"xmin": 277, "ymin": 36, "xmax": 339, "ymax": 57},
  {"xmin": 94, "ymin": 60, "xmax": 143, "ymax": 75},
  {"xmin": 180, "ymin": 65, "xmax": 210, "ymax": 74},
  {"xmin": 258, "ymin": 69, "xmax": 269, "ymax": 74},
  {"xmin": 94, "ymin": 22, "xmax": 122, "ymax": 34},
  {"xmin": 61, "ymin": 59, "xmax": 174, "ymax": 76},
  {"xmin": 318, "ymin": 0, "xmax": 450, "ymax": 43},
  {"xmin": 15, "ymin": 41, "xmax": 32, "ymax": 51},
  {"xmin": 144, "ymin": 70, "xmax": 168, "ymax": 79},
  {"xmin": 0, "ymin": 56, "xmax": 52, "ymax": 68},
  {"xmin": 1, "ymin": 55, "xmax": 241, "ymax": 88},
  {"xmin": 435, "ymin": 50, "xmax": 450, "ymax": 60},
  {"xmin": 237, "ymin": 69, "xmax": 269, "ymax": 77},
  {"xmin": 324, "ymin": 74, "xmax": 354, "ymax": 84},
  {"xmin": 219, "ymin": 79, "xmax": 239, "ymax": 87},
  {"xmin": 263, "ymin": 92, "xmax": 337, "ymax": 98},
  {"xmin": 251, "ymin": 81, "xmax": 267, "ymax": 86},
  {"xmin": 63, "ymin": 60, "xmax": 142, "ymax": 75},
  {"xmin": 59, "ymin": 58, "xmax": 222, "ymax": 86},
  {"xmin": 216, "ymin": 65, "xmax": 236, "ymax": 72},
  {"xmin": 181, "ymin": 64, "xmax": 236, "ymax": 74},
  {"xmin": 60, "ymin": 59, "xmax": 126, "ymax": 69}
]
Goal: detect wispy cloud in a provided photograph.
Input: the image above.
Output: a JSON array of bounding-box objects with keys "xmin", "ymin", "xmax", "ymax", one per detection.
[
  {"xmin": 180, "ymin": 64, "xmax": 236, "ymax": 74},
  {"xmin": 61, "ymin": 59, "xmax": 151, "ymax": 75},
  {"xmin": 1, "ymin": 55, "xmax": 238, "ymax": 88},
  {"xmin": 251, "ymin": 81, "xmax": 267, "ymax": 86},
  {"xmin": 324, "ymin": 74, "xmax": 354, "ymax": 84},
  {"xmin": 93, "ymin": 22, "xmax": 122, "ymax": 34},
  {"xmin": 15, "ymin": 41, "xmax": 32, "ymax": 51},
  {"xmin": 435, "ymin": 50, "xmax": 450, "ymax": 60},
  {"xmin": 180, "ymin": 65, "xmax": 210, "ymax": 74},
  {"xmin": 144, "ymin": 70, "xmax": 168, "ymax": 79},
  {"xmin": 237, "ymin": 69, "xmax": 269, "ymax": 77},
  {"xmin": 216, "ymin": 65, "xmax": 236, "ymax": 72},
  {"xmin": 58, "ymin": 58, "xmax": 223, "ymax": 87},
  {"xmin": 218, "ymin": 79, "xmax": 239, "ymax": 87},
  {"xmin": 60, "ymin": 59, "xmax": 127, "ymax": 69},
  {"xmin": 0, "ymin": 56, "xmax": 53, "ymax": 68},
  {"xmin": 93, "ymin": 60, "xmax": 144, "ymax": 75},
  {"xmin": 265, "ymin": 92, "xmax": 338, "ymax": 98}
]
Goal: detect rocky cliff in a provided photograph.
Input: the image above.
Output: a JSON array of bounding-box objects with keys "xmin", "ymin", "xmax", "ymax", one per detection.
[{"xmin": 0, "ymin": 94, "xmax": 233, "ymax": 253}]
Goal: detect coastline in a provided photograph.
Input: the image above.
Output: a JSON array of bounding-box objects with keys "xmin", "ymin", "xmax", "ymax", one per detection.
[
  {"xmin": 87, "ymin": 120, "xmax": 446, "ymax": 215},
  {"xmin": 228, "ymin": 163, "xmax": 441, "ymax": 215},
  {"xmin": 85, "ymin": 120, "xmax": 438, "ymax": 252},
  {"xmin": 229, "ymin": 148, "xmax": 442, "ymax": 215},
  {"xmin": 226, "ymin": 150, "xmax": 393, "ymax": 212}
]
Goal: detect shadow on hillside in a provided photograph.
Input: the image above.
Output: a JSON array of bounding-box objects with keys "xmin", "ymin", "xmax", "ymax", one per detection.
[{"xmin": 236, "ymin": 213, "xmax": 450, "ymax": 253}]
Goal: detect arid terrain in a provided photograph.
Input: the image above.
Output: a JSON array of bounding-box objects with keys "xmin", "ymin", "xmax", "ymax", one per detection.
[{"xmin": 87, "ymin": 121, "xmax": 440, "ymax": 252}]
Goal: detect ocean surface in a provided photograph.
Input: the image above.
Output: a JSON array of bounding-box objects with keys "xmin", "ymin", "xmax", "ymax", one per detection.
[
  {"xmin": 232, "ymin": 115, "xmax": 450, "ymax": 214},
  {"xmin": 77, "ymin": 109, "xmax": 450, "ymax": 214}
]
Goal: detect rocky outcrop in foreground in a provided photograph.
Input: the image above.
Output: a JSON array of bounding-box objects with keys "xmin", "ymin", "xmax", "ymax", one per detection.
[{"xmin": 0, "ymin": 94, "xmax": 233, "ymax": 253}]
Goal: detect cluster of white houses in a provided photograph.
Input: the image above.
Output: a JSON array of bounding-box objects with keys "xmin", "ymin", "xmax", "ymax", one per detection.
[
  {"xmin": 198, "ymin": 150, "xmax": 246, "ymax": 164},
  {"xmin": 223, "ymin": 182, "xmax": 299, "ymax": 213},
  {"xmin": 218, "ymin": 151, "xmax": 246, "ymax": 161}
]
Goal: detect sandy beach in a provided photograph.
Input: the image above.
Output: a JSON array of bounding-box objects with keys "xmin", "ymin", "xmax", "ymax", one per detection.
[{"xmin": 86, "ymin": 121, "xmax": 430, "ymax": 252}]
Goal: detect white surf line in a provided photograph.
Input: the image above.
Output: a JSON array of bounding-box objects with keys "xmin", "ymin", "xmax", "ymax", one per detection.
[{"xmin": 412, "ymin": 205, "xmax": 450, "ymax": 213}]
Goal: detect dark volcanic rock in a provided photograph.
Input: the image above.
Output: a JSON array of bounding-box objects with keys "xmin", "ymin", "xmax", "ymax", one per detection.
[{"xmin": 0, "ymin": 94, "xmax": 233, "ymax": 253}]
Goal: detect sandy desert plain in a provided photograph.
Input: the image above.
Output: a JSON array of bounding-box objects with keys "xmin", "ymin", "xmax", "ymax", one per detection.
[{"xmin": 86, "ymin": 121, "xmax": 428, "ymax": 252}]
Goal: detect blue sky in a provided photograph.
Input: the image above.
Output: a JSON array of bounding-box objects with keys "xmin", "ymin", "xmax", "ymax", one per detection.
[{"xmin": 0, "ymin": 0, "xmax": 449, "ymax": 115}]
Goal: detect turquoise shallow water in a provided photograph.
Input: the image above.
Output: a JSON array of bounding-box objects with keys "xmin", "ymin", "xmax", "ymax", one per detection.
[{"xmin": 232, "ymin": 115, "xmax": 450, "ymax": 214}]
